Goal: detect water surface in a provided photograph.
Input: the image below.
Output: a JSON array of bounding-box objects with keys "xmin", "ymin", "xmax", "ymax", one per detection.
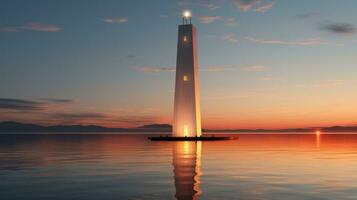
[{"xmin": 1, "ymin": 133, "xmax": 357, "ymax": 200}]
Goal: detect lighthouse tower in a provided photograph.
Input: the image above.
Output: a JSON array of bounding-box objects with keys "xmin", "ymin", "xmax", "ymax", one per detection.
[{"xmin": 173, "ymin": 11, "xmax": 202, "ymax": 137}]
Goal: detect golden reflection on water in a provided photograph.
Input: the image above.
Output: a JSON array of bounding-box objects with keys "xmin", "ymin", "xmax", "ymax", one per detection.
[
  {"xmin": 173, "ymin": 141, "xmax": 202, "ymax": 200},
  {"xmin": 316, "ymin": 131, "xmax": 321, "ymax": 148}
]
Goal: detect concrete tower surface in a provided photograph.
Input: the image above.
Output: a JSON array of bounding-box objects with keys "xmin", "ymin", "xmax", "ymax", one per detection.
[
  {"xmin": 148, "ymin": 12, "xmax": 235, "ymax": 141},
  {"xmin": 173, "ymin": 11, "xmax": 202, "ymax": 137}
]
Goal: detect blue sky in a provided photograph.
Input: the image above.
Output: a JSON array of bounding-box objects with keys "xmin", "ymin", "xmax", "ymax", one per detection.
[{"xmin": 1, "ymin": 0, "xmax": 357, "ymax": 129}]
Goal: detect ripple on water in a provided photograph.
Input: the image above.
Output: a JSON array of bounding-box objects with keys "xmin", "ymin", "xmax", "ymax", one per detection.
[{"xmin": 1, "ymin": 133, "xmax": 357, "ymax": 200}]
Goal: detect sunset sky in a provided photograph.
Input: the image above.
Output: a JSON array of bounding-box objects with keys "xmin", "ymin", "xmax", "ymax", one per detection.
[{"xmin": 1, "ymin": 0, "xmax": 357, "ymax": 129}]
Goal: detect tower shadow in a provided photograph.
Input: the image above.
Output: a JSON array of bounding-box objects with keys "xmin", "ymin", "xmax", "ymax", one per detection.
[{"xmin": 172, "ymin": 141, "xmax": 202, "ymax": 200}]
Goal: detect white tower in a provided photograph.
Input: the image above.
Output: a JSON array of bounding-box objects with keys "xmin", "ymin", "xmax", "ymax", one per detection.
[{"xmin": 173, "ymin": 11, "xmax": 202, "ymax": 137}]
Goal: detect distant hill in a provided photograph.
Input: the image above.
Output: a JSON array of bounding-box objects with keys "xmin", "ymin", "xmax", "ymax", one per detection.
[
  {"xmin": 206, "ymin": 126, "xmax": 357, "ymax": 133},
  {"xmin": 1, "ymin": 121, "xmax": 357, "ymax": 133},
  {"xmin": 0, "ymin": 121, "xmax": 44, "ymax": 132},
  {"xmin": 0, "ymin": 121, "xmax": 171, "ymax": 132},
  {"xmin": 138, "ymin": 124, "xmax": 172, "ymax": 130}
]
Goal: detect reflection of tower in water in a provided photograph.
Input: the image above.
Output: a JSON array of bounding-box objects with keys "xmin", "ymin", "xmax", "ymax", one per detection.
[
  {"xmin": 173, "ymin": 141, "xmax": 202, "ymax": 200},
  {"xmin": 316, "ymin": 131, "xmax": 321, "ymax": 148}
]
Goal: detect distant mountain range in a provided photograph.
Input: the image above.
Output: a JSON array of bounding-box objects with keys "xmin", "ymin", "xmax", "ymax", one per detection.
[
  {"xmin": 0, "ymin": 121, "xmax": 171, "ymax": 132},
  {"xmin": 1, "ymin": 121, "xmax": 357, "ymax": 133}
]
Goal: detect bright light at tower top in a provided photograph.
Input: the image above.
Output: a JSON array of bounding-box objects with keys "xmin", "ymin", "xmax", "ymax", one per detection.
[{"xmin": 183, "ymin": 10, "xmax": 191, "ymax": 18}]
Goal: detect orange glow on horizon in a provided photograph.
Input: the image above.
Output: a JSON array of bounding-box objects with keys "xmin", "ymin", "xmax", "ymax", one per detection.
[{"xmin": 4, "ymin": 109, "xmax": 357, "ymax": 130}]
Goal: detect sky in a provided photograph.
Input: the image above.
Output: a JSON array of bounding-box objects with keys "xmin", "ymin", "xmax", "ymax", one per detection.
[{"xmin": 1, "ymin": 0, "xmax": 357, "ymax": 129}]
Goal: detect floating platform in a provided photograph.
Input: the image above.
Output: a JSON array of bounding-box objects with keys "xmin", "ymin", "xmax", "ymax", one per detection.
[{"xmin": 148, "ymin": 135, "xmax": 236, "ymax": 141}]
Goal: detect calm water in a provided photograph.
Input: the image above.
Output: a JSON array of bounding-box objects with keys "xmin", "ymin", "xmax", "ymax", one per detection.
[{"xmin": 1, "ymin": 133, "xmax": 357, "ymax": 200}]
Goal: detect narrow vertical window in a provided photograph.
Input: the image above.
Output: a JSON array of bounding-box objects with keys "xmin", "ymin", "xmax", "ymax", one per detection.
[{"xmin": 183, "ymin": 75, "xmax": 188, "ymax": 81}]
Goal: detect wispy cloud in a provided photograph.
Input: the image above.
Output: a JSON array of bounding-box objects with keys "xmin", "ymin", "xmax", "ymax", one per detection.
[
  {"xmin": 198, "ymin": 16, "xmax": 223, "ymax": 24},
  {"xmin": 225, "ymin": 17, "xmax": 237, "ymax": 27},
  {"xmin": 198, "ymin": 16, "xmax": 237, "ymax": 27},
  {"xmin": 0, "ymin": 23, "xmax": 61, "ymax": 32},
  {"xmin": 235, "ymin": 0, "xmax": 261, "ymax": 11},
  {"xmin": 201, "ymin": 67, "xmax": 235, "ymax": 72},
  {"xmin": 127, "ymin": 54, "xmax": 136, "ymax": 59},
  {"xmin": 44, "ymin": 111, "xmax": 159, "ymax": 127},
  {"xmin": 255, "ymin": 1, "xmax": 274, "ymax": 12},
  {"xmin": 131, "ymin": 66, "xmax": 175, "ymax": 73},
  {"xmin": 294, "ymin": 12, "xmax": 321, "ymax": 20},
  {"xmin": 0, "ymin": 98, "xmax": 44, "ymax": 111},
  {"xmin": 177, "ymin": 0, "xmax": 220, "ymax": 10},
  {"xmin": 245, "ymin": 37, "xmax": 331, "ymax": 46},
  {"xmin": 313, "ymin": 80, "xmax": 356, "ymax": 88},
  {"xmin": 0, "ymin": 98, "xmax": 159, "ymax": 127},
  {"xmin": 0, "ymin": 98, "xmax": 72, "ymax": 111},
  {"xmin": 40, "ymin": 98, "xmax": 73, "ymax": 104},
  {"xmin": 50, "ymin": 112, "xmax": 106, "ymax": 121},
  {"xmin": 132, "ymin": 66, "xmax": 234, "ymax": 73},
  {"xmin": 234, "ymin": 0, "xmax": 275, "ymax": 12},
  {"xmin": 320, "ymin": 22, "xmax": 356, "ymax": 35},
  {"xmin": 221, "ymin": 34, "xmax": 239, "ymax": 43},
  {"xmin": 296, "ymin": 80, "xmax": 357, "ymax": 89},
  {"xmin": 262, "ymin": 76, "xmax": 273, "ymax": 81},
  {"xmin": 244, "ymin": 65, "xmax": 266, "ymax": 72},
  {"xmin": 110, "ymin": 115, "xmax": 158, "ymax": 124},
  {"xmin": 103, "ymin": 17, "xmax": 128, "ymax": 24},
  {"xmin": 202, "ymin": 3, "xmax": 220, "ymax": 10}
]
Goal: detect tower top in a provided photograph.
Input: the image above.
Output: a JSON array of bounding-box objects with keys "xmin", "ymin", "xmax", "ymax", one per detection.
[{"xmin": 182, "ymin": 10, "xmax": 192, "ymax": 25}]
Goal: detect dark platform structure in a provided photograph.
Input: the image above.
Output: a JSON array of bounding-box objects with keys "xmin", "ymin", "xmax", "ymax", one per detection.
[{"xmin": 148, "ymin": 136, "xmax": 236, "ymax": 141}]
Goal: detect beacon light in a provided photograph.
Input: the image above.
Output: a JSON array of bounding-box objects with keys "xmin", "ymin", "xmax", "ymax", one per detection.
[{"xmin": 183, "ymin": 10, "xmax": 191, "ymax": 18}]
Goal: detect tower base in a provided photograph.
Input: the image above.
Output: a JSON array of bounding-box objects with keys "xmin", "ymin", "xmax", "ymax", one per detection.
[{"xmin": 148, "ymin": 135, "xmax": 236, "ymax": 141}]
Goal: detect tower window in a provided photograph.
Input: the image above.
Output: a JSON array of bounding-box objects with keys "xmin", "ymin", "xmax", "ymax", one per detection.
[
  {"xmin": 183, "ymin": 75, "xmax": 188, "ymax": 81},
  {"xmin": 183, "ymin": 36, "xmax": 188, "ymax": 42}
]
